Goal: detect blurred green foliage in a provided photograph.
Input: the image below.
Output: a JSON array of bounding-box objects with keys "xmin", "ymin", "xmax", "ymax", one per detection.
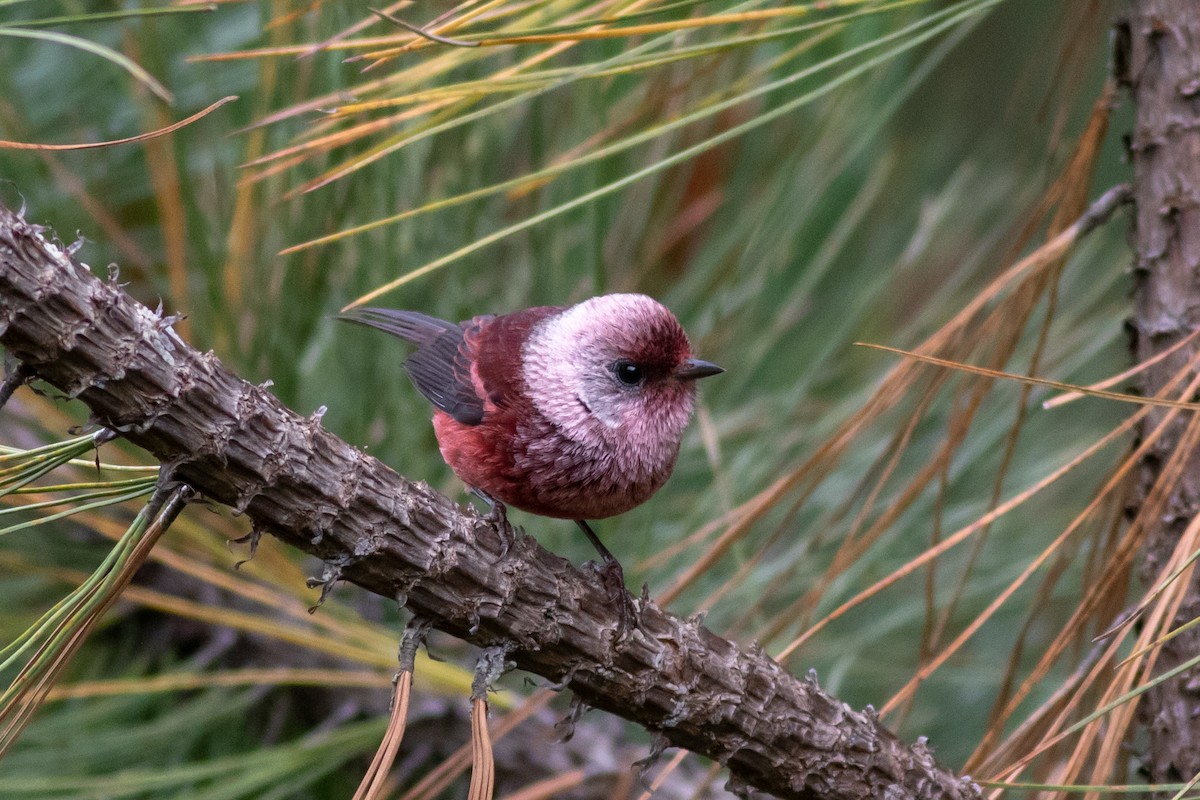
[{"xmin": 0, "ymin": 0, "xmax": 1140, "ymax": 795}]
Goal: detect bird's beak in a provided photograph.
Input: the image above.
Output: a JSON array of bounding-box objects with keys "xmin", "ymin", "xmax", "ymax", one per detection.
[{"xmin": 675, "ymin": 358, "xmax": 724, "ymax": 381}]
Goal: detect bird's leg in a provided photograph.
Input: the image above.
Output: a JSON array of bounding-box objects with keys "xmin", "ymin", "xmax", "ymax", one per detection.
[
  {"xmin": 470, "ymin": 487, "xmax": 513, "ymax": 558},
  {"xmin": 575, "ymin": 520, "xmax": 636, "ymax": 640}
]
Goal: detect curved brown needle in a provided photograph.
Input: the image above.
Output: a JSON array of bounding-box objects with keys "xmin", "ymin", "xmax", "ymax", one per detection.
[{"xmin": 0, "ymin": 96, "xmax": 237, "ymax": 151}]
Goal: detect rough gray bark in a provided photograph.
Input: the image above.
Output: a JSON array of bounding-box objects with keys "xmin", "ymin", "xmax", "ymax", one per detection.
[
  {"xmin": 1119, "ymin": 0, "xmax": 1200, "ymax": 785},
  {"xmin": 0, "ymin": 202, "xmax": 979, "ymax": 800}
]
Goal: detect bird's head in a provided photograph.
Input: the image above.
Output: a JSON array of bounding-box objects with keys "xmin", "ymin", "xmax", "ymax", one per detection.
[{"xmin": 522, "ymin": 294, "xmax": 722, "ymax": 458}]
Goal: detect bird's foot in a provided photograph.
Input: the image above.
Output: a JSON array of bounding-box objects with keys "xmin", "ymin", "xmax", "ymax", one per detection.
[
  {"xmin": 486, "ymin": 500, "xmax": 513, "ymax": 558},
  {"xmin": 575, "ymin": 520, "xmax": 637, "ymax": 641},
  {"xmin": 471, "ymin": 487, "xmax": 513, "ymax": 559},
  {"xmin": 597, "ymin": 557, "xmax": 637, "ymax": 643}
]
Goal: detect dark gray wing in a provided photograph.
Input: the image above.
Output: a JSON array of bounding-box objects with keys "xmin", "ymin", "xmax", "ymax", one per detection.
[{"xmin": 338, "ymin": 308, "xmax": 486, "ymax": 425}]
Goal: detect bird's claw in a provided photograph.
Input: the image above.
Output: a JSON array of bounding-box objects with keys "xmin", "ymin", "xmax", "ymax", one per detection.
[
  {"xmin": 485, "ymin": 497, "xmax": 507, "ymax": 527},
  {"xmin": 574, "ymin": 520, "xmax": 636, "ymax": 641},
  {"xmin": 470, "ymin": 487, "xmax": 513, "ymax": 559},
  {"xmin": 598, "ymin": 558, "xmax": 637, "ymax": 642},
  {"xmin": 485, "ymin": 501, "xmax": 513, "ymax": 558}
]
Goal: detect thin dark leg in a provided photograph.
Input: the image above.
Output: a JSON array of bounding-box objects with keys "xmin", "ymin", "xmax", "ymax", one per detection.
[
  {"xmin": 575, "ymin": 520, "xmax": 635, "ymax": 640},
  {"xmin": 470, "ymin": 487, "xmax": 512, "ymax": 558},
  {"xmin": 575, "ymin": 519, "xmax": 619, "ymax": 566}
]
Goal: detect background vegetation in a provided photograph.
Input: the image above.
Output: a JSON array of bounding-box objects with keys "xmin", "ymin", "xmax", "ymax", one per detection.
[{"xmin": 0, "ymin": 0, "xmax": 1154, "ymax": 796}]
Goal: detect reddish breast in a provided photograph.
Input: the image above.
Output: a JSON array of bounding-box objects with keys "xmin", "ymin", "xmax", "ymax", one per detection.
[{"xmin": 431, "ymin": 306, "xmax": 556, "ymax": 513}]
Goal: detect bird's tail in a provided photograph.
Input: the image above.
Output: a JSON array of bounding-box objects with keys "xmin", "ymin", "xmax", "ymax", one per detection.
[{"xmin": 336, "ymin": 307, "xmax": 459, "ymax": 347}]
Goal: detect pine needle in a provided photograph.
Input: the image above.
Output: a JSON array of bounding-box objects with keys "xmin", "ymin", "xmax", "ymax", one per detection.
[
  {"xmin": 856, "ymin": 342, "xmax": 1200, "ymax": 413},
  {"xmin": 353, "ymin": 671, "xmax": 413, "ymax": 800},
  {"xmin": 0, "ymin": 96, "xmax": 236, "ymax": 150},
  {"xmin": 467, "ymin": 696, "xmax": 495, "ymax": 800},
  {"xmin": 0, "ymin": 481, "xmax": 193, "ymax": 759}
]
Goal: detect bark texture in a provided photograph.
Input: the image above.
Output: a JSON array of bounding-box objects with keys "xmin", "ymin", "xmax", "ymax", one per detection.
[
  {"xmin": 0, "ymin": 203, "xmax": 979, "ymax": 800},
  {"xmin": 1120, "ymin": 0, "xmax": 1200, "ymax": 784}
]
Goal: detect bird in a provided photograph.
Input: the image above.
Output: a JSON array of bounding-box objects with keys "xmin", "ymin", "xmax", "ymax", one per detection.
[{"xmin": 339, "ymin": 293, "xmax": 722, "ymax": 631}]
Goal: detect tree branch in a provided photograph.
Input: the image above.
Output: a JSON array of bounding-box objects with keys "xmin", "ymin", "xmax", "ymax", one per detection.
[
  {"xmin": 1121, "ymin": 0, "xmax": 1200, "ymax": 783},
  {"xmin": 0, "ymin": 200, "xmax": 978, "ymax": 800}
]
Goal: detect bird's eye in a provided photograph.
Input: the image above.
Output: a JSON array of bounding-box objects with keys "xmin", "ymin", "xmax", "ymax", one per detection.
[{"xmin": 613, "ymin": 361, "xmax": 644, "ymax": 386}]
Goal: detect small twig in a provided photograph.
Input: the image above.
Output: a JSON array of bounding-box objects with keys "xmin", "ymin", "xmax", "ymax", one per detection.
[
  {"xmin": 471, "ymin": 645, "xmax": 513, "ymax": 702},
  {"xmin": 398, "ymin": 616, "xmax": 432, "ymax": 675},
  {"xmin": 149, "ymin": 481, "xmax": 195, "ymax": 533},
  {"xmin": 368, "ymin": 7, "xmax": 479, "ymax": 47},
  {"xmin": 1075, "ymin": 182, "xmax": 1132, "ymax": 237},
  {"xmin": 0, "ymin": 361, "xmax": 32, "ymax": 410}
]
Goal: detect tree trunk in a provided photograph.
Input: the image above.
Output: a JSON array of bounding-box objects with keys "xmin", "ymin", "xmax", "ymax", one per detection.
[
  {"xmin": 0, "ymin": 202, "xmax": 980, "ymax": 800},
  {"xmin": 1120, "ymin": 0, "xmax": 1200, "ymax": 785}
]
